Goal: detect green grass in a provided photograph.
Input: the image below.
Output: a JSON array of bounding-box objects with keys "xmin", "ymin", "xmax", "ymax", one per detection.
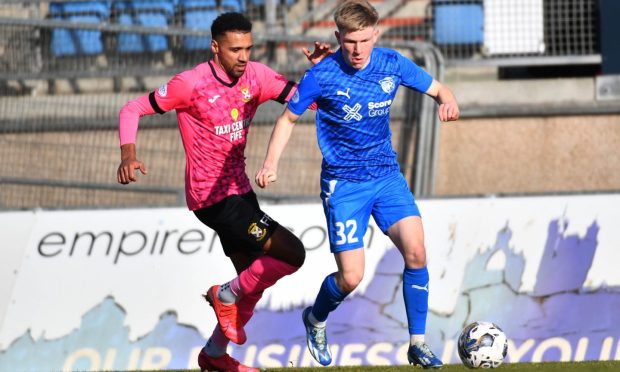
[{"xmin": 131, "ymin": 360, "xmax": 620, "ymax": 372}]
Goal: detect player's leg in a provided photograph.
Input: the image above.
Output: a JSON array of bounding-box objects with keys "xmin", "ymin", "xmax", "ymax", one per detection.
[
  {"xmin": 373, "ymin": 173, "xmax": 442, "ymax": 369},
  {"xmin": 199, "ymin": 250, "xmax": 261, "ymax": 372},
  {"xmin": 198, "ymin": 346, "xmax": 259, "ymax": 372},
  {"xmin": 197, "ymin": 192, "xmax": 304, "ymax": 343},
  {"xmin": 302, "ymin": 177, "xmax": 372, "ymax": 366},
  {"xmin": 195, "ymin": 192, "xmax": 301, "ymax": 371},
  {"xmin": 302, "ymin": 248, "xmax": 365, "ymax": 365},
  {"xmin": 226, "ymin": 194, "xmax": 305, "ymax": 316},
  {"xmin": 388, "ymin": 216, "xmax": 441, "ymax": 368},
  {"xmin": 312, "ymin": 249, "xmax": 365, "ymax": 321}
]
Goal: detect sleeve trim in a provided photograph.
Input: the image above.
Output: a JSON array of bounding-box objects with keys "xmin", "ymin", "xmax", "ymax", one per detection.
[
  {"xmin": 149, "ymin": 92, "xmax": 165, "ymax": 114},
  {"xmin": 276, "ymin": 80, "xmax": 296, "ymax": 104}
]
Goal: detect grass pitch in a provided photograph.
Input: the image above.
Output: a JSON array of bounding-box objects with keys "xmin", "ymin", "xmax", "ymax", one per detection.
[
  {"xmin": 272, "ymin": 361, "xmax": 619, "ymax": 371},
  {"xmin": 137, "ymin": 360, "xmax": 620, "ymax": 372}
]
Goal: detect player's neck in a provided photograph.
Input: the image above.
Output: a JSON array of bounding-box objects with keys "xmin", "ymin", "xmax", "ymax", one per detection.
[{"xmin": 210, "ymin": 58, "xmax": 236, "ymax": 84}]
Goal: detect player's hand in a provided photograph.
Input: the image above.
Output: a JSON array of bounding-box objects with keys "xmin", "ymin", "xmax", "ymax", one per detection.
[
  {"xmin": 117, "ymin": 158, "xmax": 147, "ymax": 184},
  {"xmin": 438, "ymin": 101, "xmax": 460, "ymax": 122},
  {"xmin": 255, "ymin": 167, "xmax": 277, "ymax": 188},
  {"xmin": 303, "ymin": 41, "xmax": 333, "ymax": 65}
]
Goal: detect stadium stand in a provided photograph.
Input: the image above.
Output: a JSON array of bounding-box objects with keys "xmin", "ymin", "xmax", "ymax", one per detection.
[
  {"xmin": 220, "ymin": 0, "xmax": 244, "ymax": 12},
  {"xmin": 1, "ymin": 0, "xmax": 618, "ymax": 210},
  {"xmin": 49, "ymin": 1, "xmax": 110, "ymax": 56},
  {"xmin": 432, "ymin": 0, "xmax": 483, "ymax": 45},
  {"xmin": 178, "ymin": 0, "xmax": 218, "ymax": 51},
  {"xmin": 112, "ymin": 0, "xmax": 177, "ymax": 54}
]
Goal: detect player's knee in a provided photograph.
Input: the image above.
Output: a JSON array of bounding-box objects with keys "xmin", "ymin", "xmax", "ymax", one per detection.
[
  {"xmin": 339, "ymin": 271, "xmax": 364, "ymax": 293},
  {"xmin": 404, "ymin": 244, "xmax": 426, "ymax": 268},
  {"xmin": 264, "ymin": 227, "xmax": 306, "ymax": 268}
]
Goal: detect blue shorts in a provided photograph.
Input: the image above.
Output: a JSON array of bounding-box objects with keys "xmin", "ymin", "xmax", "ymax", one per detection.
[{"xmin": 320, "ymin": 172, "xmax": 420, "ymax": 253}]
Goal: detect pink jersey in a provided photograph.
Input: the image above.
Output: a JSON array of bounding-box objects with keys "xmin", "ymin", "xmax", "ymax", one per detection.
[{"xmin": 119, "ymin": 60, "xmax": 296, "ymax": 210}]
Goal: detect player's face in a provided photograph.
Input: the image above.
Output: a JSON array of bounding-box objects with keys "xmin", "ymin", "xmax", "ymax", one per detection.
[
  {"xmin": 211, "ymin": 31, "xmax": 253, "ymax": 79},
  {"xmin": 335, "ymin": 26, "xmax": 379, "ymax": 69}
]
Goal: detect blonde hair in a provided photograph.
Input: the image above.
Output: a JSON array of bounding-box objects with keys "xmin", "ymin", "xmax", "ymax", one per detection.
[{"xmin": 333, "ymin": 0, "xmax": 379, "ymax": 33}]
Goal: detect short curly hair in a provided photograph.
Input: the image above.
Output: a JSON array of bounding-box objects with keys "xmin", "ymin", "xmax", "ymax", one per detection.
[{"xmin": 211, "ymin": 12, "xmax": 252, "ymax": 39}]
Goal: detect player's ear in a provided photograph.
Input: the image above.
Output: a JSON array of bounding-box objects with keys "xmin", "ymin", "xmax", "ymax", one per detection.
[
  {"xmin": 211, "ymin": 39, "xmax": 219, "ymax": 54},
  {"xmin": 334, "ymin": 30, "xmax": 341, "ymax": 45}
]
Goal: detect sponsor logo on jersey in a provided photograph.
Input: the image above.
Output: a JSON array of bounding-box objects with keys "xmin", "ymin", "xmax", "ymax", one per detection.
[
  {"xmin": 368, "ymin": 99, "xmax": 392, "ymax": 117},
  {"xmin": 158, "ymin": 84, "xmax": 167, "ymax": 97},
  {"xmin": 240, "ymin": 86, "xmax": 253, "ymax": 102},
  {"xmin": 231, "ymin": 108, "xmax": 239, "ymax": 121},
  {"xmin": 342, "ymin": 103, "xmax": 363, "ymax": 121},
  {"xmin": 248, "ymin": 223, "xmax": 267, "ymax": 241},
  {"xmin": 208, "ymin": 95, "xmax": 220, "ymax": 103},
  {"xmin": 379, "ymin": 77, "xmax": 395, "ymax": 93},
  {"xmin": 291, "ymin": 90, "xmax": 300, "ymax": 104}
]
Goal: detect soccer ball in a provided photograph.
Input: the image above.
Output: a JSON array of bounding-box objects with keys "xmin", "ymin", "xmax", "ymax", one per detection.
[{"xmin": 457, "ymin": 321, "xmax": 508, "ymax": 368}]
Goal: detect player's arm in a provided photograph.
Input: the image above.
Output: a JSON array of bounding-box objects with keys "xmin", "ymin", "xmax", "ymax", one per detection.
[
  {"xmin": 425, "ymin": 79, "xmax": 460, "ymax": 122},
  {"xmin": 255, "ymin": 108, "xmax": 300, "ymax": 188},
  {"xmin": 397, "ymin": 51, "xmax": 460, "ymax": 122},
  {"xmin": 117, "ymin": 72, "xmax": 194, "ymax": 184},
  {"xmin": 117, "ymin": 94, "xmax": 152, "ymax": 184},
  {"xmin": 256, "ymin": 70, "xmax": 321, "ymax": 188}
]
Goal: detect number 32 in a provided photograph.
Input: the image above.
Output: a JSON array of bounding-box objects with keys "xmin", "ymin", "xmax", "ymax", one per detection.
[{"xmin": 334, "ymin": 220, "xmax": 359, "ymax": 245}]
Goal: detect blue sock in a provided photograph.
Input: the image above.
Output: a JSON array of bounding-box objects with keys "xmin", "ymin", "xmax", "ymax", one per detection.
[
  {"xmin": 403, "ymin": 267, "xmax": 429, "ymax": 335},
  {"xmin": 311, "ymin": 273, "xmax": 347, "ymax": 322}
]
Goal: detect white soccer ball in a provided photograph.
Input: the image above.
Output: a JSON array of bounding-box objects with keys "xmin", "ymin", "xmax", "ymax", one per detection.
[{"xmin": 457, "ymin": 321, "xmax": 508, "ymax": 368}]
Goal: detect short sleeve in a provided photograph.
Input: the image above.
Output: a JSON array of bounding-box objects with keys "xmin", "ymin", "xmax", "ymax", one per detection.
[
  {"xmin": 151, "ymin": 70, "xmax": 196, "ymax": 113},
  {"xmin": 250, "ymin": 62, "xmax": 295, "ymax": 104},
  {"xmin": 397, "ymin": 52, "xmax": 433, "ymax": 93},
  {"xmin": 287, "ymin": 70, "xmax": 321, "ymax": 116}
]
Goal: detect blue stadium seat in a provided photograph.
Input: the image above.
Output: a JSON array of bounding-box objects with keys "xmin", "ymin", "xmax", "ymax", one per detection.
[
  {"xmin": 432, "ymin": 0, "xmax": 483, "ymax": 44},
  {"xmin": 178, "ymin": 0, "xmax": 218, "ymax": 51},
  {"xmin": 113, "ymin": 0, "xmax": 176, "ymax": 53},
  {"xmin": 248, "ymin": 0, "xmax": 295, "ymax": 7},
  {"xmin": 220, "ymin": 0, "xmax": 244, "ymax": 12},
  {"xmin": 49, "ymin": 2, "xmax": 110, "ymax": 57},
  {"xmin": 180, "ymin": 0, "xmax": 217, "ymax": 7}
]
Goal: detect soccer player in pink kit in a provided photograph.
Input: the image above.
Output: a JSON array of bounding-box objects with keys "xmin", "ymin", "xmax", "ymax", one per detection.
[{"xmin": 116, "ymin": 12, "xmax": 328, "ymax": 372}]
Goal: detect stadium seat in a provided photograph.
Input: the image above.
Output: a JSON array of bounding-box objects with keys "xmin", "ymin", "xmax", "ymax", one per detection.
[
  {"xmin": 49, "ymin": 2, "xmax": 110, "ymax": 57},
  {"xmin": 432, "ymin": 0, "xmax": 483, "ymax": 44},
  {"xmin": 249, "ymin": 0, "xmax": 295, "ymax": 7},
  {"xmin": 178, "ymin": 0, "xmax": 218, "ymax": 51},
  {"xmin": 113, "ymin": 0, "xmax": 176, "ymax": 53},
  {"xmin": 220, "ymin": 0, "xmax": 244, "ymax": 12}
]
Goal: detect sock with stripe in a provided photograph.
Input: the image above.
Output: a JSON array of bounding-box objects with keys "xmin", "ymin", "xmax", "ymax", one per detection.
[
  {"xmin": 403, "ymin": 266, "xmax": 429, "ymax": 336},
  {"xmin": 310, "ymin": 273, "xmax": 347, "ymax": 322}
]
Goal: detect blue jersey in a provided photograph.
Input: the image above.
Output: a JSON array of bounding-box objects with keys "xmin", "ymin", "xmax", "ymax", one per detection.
[{"xmin": 288, "ymin": 47, "xmax": 432, "ymax": 181}]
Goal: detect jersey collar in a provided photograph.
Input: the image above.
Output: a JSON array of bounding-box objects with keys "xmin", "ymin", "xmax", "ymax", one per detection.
[{"xmin": 208, "ymin": 60, "xmax": 240, "ymax": 87}]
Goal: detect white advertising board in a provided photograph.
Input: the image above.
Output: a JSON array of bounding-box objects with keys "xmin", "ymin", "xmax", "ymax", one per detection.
[{"xmin": 1, "ymin": 194, "xmax": 620, "ymax": 371}]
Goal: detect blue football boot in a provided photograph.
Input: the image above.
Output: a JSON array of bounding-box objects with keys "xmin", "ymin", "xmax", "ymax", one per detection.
[
  {"xmin": 408, "ymin": 342, "xmax": 443, "ymax": 369},
  {"xmin": 302, "ymin": 306, "xmax": 332, "ymax": 366}
]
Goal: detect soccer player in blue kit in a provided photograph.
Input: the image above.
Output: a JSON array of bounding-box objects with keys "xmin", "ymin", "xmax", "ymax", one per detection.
[{"xmin": 255, "ymin": 0, "xmax": 459, "ymax": 368}]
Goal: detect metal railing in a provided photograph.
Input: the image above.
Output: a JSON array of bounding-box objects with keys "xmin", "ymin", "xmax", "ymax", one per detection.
[
  {"xmin": 0, "ymin": 0, "xmax": 602, "ymax": 69},
  {"xmin": 0, "ymin": 15, "xmax": 443, "ymax": 209}
]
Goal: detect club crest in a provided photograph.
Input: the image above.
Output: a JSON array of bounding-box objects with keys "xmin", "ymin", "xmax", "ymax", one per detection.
[
  {"xmin": 240, "ymin": 86, "xmax": 253, "ymax": 102},
  {"xmin": 379, "ymin": 77, "xmax": 395, "ymax": 94}
]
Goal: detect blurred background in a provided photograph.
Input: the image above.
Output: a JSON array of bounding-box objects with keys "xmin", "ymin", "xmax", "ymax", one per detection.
[
  {"xmin": 0, "ymin": 0, "xmax": 619, "ymax": 210},
  {"xmin": 1, "ymin": 2, "xmax": 620, "ymax": 370}
]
